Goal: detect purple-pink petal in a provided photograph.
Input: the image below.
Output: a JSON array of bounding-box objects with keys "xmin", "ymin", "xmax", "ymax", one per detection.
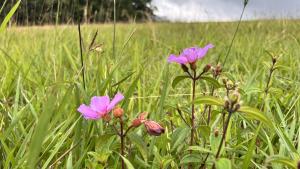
[
  {"xmin": 182, "ymin": 48, "xmax": 198, "ymax": 63},
  {"xmin": 107, "ymin": 92, "xmax": 124, "ymax": 111},
  {"xmin": 197, "ymin": 44, "xmax": 214, "ymax": 59},
  {"xmin": 90, "ymin": 96, "xmax": 109, "ymax": 113},
  {"xmin": 168, "ymin": 54, "xmax": 188, "ymax": 64},
  {"xmin": 77, "ymin": 104, "xmax": 101, "ymax": 120}
]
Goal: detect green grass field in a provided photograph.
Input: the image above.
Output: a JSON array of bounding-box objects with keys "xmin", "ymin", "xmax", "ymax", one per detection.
[{"xmin": 1, "ymin": 21, "xmax": 300, "ymax": 168}]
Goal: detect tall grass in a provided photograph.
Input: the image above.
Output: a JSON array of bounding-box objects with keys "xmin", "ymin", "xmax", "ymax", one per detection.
[{"xmin": 0, "ymin": 21, "xmax": 300, "ymax": 168}]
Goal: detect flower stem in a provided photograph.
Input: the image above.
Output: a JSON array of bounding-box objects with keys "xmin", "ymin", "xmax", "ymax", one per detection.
[
  {"xmin": 189, "ymin": 70, "xmax": 197, "ymax": 169},
  {"xmin": 119, "ymin": 118, "xmax": 125, "ymax": 169},
  {"xmin": 215, "ymin": 111, "xmax": 232, "ymax": 159},
  {"xmin": 190, "ymin": 71, "xmax": 197, "ymax": 147}
]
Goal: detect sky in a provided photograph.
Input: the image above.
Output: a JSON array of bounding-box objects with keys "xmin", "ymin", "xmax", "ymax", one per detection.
[{"xmin": 151, "ymin": 0, "xmax": 300, "ymax": 22}]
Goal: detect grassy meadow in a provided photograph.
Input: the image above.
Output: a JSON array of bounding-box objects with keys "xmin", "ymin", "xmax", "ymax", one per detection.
[{"xmin": 1, "ymin": 20, "xmax": 300, "ymax": 168}]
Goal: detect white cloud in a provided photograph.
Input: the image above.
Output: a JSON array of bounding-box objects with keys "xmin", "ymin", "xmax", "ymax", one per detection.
[{"xmin": 152, "ymin": 0, "xmax": 300, "ymax": 22}]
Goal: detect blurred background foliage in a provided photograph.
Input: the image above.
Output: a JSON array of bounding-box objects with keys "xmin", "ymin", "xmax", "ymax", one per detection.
[{"xmin": 0, "ymin": 0, "xmax": 155, "ymax": 25}]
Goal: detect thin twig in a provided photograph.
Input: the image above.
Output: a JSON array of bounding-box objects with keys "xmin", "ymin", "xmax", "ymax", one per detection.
[{"xmin": 219, "ymin": 3, "xmax": 247, "ymax": 67}]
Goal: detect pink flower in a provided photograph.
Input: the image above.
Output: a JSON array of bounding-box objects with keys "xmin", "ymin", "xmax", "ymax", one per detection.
[
  {"xmin": 77, "ymin": 92, "xmax": 124, "ymax": 120},
  {"xmin": 168, "ymin": 44, "xmax": 214, "ymax": 65}
]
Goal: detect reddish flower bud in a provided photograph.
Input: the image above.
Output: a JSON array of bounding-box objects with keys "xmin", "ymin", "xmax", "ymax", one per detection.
[
  {"xmin": 143, "ymin": 120, "xmax": 165, "ymax": 136},
  {"xmin": 113, "ymin": 107, "xmax": 124, "ymax": 118},
  {"xmin": 131, "ymin": 112, "xmax": 147, "ymax": 128},
  {"xmin": 203, "ymin": 64, "xmax": 211, "ymax": 72},
  {"xmin": 215, "ymin": 64, "xmax": 222, "ymax": 76},
  {"xmin": 138, "ymin": 112, "xmax": 147, "ymax": 121},
  {"xmin": 190, "ymin": 62, "xmax": 197, "ymax": 71},
  {"xmin": 132, "ymin": 119, "xmax": 142, "ymax": 127}
]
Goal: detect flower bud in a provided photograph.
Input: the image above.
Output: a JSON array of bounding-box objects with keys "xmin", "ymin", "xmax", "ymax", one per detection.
[
  {"xmin": 214, "ymin": 128, "xmax": 219, "ymax": 137},
  {"xmin": 203, "ymin": 64, "xmax": 211, "ymax": 72},
  {"xmin": 113, "ymin": 107, "xmax": 124, "ymax": 118},
  {"xmin": 215, "ymin": 65, "xmax": 222, "ymax": 76},
  {"xmin": 102, "ymin": 114, "xmax": 111, "ymax": 122},
  {"xmin": 144, "ymin": 120, "xmax": 165, "ymax": 136},
  {"xmin": 233, "ymin": 103, "xmax": 241, "ymax": 112},
  {"xmin": 132, "ymin": 118, "xmax": 142, "ymax": 127},
  {"xmin": 138, "ymin": 112, "xmax": 147, "ymax": 121},
  {"xmin": 181, "ymin": 64, "xmax": 189, "ymax": 73},
  {"xmin": 190, "ymin": 62, "xmax": 197, "ymax": 71},
  {"xmin": 230, "ymin": 90, "xmax": 240, "ymax": 104},
  {"xmin": 272, "ymin": 57, "xmax": 277, "ymax": 64}
]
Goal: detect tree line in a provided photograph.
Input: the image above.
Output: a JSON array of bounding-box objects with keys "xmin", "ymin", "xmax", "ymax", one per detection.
[{"xmin": 0, "ymin": 0, "xmax": 155, "ymax": 25}]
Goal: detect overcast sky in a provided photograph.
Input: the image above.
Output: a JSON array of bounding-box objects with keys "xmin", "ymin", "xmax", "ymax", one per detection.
[{"xmin": 151, "ymin": 0, "xmax": 300, "ymax": 22}]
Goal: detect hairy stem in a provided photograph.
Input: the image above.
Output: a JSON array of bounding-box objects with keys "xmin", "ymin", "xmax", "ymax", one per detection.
[
  {"xmin": 188, "ymin": 70, "xmax": 197, "ymax": 169},
  {"xmin": 190, "ymin": 71, "xmax": 197, "ymax": 147},
  {"xmin": 215, "ymin": 111, "xmax": 232, "ymax": 159},
  {"xmin": 120, "ymin": 118, "xmax": 125, "ymax": 169}
]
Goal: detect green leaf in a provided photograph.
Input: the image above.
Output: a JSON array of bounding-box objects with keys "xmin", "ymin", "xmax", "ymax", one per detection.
[
  {"xmin": 118, "ymin": 153, "xmax": 135, "ymax": 169},
  {"xmin": 180, "ymin": 154, "xmax": 202, "ymax": 164},
  {"xmin": 27, "ymin": 96, "xmax": 56, "ymax": 168},
  {"xmin": 215, "ymin": 158, "xmax": 232, "ymax": 169},
  {"xmin": 201, "ymin": 76, "xmax": 222, "ymax": 88},
  {"xmin": 198, "ymin": 125, "xmax": 210, "ymax": 140},
  {"xmin": 128, "ymin": 133, "xmax": 148, "ymax": 161},
  {"xmin": 266, "ymin": 156, "xmax": 297, "ymax": 169},
  {"xmin": 186, "ymin": 146, "xmax": 212, "ymax": 154},
  {"xmin": 172, "ymin": 75, "xmax": 190, "ymax": 88},
  {"xmin": 113, "ymin": 150, "xmax": 135, "ymax": 169},
  {"xmin": 194, "ymin": 96, "xmax": 224, "ymax": 106},
  {"xmin": 0, "ymin": 0, "xmax": 21, "ymax": 32},
  {"xmin": 171, "ymin": 127, "xmax": 190, "ymax": 152},
  {"xmin": 242, "ymin": 123, "xmax": 262, "ymax": 169},
  {"xmin": 238, "ymin": 106, "xmax": 271, "ymax": 126},
  {"xmin": 112, "ymin": 71, "xmax": 135, "ymax": 87}
]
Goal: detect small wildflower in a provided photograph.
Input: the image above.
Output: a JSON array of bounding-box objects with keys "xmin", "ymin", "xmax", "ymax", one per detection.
[
  {"xmin": 77, "ymin": 92, "xmax": 124, "ymax": 120},
  {"xmin": 113, "ymin": 107, "xmax": 124, "ymax": 118},
  {"xmin": 144, "ymin": 120, "xmax": 165, "ymax": 136},
  {"xmin": 167, "ymin": 44, "xmax": 214, "ymax": 65}
]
